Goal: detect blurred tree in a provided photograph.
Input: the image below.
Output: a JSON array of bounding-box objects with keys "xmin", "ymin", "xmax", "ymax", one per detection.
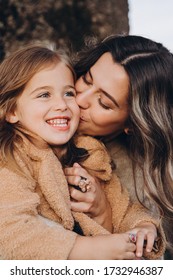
[{"xmin": 0, "ymin": 0, "xmax": 129, "ymax": 60}]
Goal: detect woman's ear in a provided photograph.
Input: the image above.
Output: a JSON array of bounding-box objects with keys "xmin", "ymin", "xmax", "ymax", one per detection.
[
  {"xmin": 6, "ymin": 111, "xmax": 19, "ymax": 123},
  {"xmin": 124, "ymin": 127, "xmax": 131, "ymax": 135}
]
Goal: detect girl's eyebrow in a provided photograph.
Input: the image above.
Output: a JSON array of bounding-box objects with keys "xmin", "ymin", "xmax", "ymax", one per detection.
[
  {"xmin": 89, "ymin": 69, "xmax": 120, "ymax": 108},
  {"xmin": 64, "ymin": 85, "xmax": 76, "ymax": 90},
  {"xmin": 30, "ymin": 86, "xmax": 50, "ymax": 95},
  {"xmin": 30, "ymin": 85, "xmax": 75, "ymax": 95}
]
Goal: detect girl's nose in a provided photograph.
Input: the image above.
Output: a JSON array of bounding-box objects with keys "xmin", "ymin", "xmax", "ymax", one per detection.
[{"xmin": 53, "ymin": 96, "xmax": 67, "ymax": 112}]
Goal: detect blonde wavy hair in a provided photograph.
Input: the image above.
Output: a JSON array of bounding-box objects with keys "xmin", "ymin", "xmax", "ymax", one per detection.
[{"xmin": 0, "ymin": 44, "xmax": 75, "ymax": 169}]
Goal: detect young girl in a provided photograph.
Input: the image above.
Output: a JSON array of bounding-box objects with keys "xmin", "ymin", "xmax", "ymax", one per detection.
[{"xmin": 0, "ymin": 45, "xmax": 165, "ymax": 259}]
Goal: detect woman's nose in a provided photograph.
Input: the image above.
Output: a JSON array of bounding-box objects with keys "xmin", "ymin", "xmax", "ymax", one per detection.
[
  {"xmin": 76, "ymin": 84, "xmax": 97, "ymax": 109},
  {"xmin": 76, "ymin": 91, "xmax": 90, "ymax": 109}
]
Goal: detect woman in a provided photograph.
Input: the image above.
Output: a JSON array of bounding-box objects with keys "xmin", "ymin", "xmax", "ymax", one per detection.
[{"xmin": 65, "ymin": 35, "xmax": 173, "ymax": 256}]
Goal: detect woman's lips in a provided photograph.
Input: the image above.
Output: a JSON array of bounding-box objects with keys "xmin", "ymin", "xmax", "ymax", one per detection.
[{"xmin": 80, "ymin": 116, "xmax": 87, "ymax": 122}]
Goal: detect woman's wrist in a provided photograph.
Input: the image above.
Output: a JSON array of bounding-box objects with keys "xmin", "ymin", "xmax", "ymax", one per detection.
[{"xmin": 92, "ymin": 201, "xmax": 113, "ymax": 232}]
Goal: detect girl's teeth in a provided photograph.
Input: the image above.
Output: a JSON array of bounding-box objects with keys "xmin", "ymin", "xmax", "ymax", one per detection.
[{"xmin": 47, "ymin": 119, "xmax": 68, "ymax": 126}]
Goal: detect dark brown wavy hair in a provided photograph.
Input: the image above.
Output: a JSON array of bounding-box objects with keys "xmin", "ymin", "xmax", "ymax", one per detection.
[{"xmin": 74, "ymin": 34, "xmax": 173, "ymax": 218}]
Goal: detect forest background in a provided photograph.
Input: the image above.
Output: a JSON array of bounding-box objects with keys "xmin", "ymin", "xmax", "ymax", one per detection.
[{"xmin": 0, "ymin": 0, "xmax": 129, "ymax": 60}]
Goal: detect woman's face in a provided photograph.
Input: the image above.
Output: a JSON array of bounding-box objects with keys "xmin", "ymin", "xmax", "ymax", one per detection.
[{"xmin": 75, "ymin": 52, "xmax": 130, "ymax": 137}]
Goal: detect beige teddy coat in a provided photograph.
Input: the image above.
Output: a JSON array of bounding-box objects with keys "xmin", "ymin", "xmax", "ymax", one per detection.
[{"xmin": 0, "ymin": 134, "xmax": 165, "ymax": 259}]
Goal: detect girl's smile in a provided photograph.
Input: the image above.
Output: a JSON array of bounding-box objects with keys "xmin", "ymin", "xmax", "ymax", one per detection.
[{"xmin": 46, "ymin": 116, "xmax": 71, "ymax": 130}]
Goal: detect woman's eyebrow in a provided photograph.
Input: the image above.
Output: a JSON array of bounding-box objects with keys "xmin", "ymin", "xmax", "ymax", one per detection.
[
  {"xmin": 88, "ymin": 69, "xmax": 93, "ymax": 80},
  {"xmin": 89, "ymin": 69, "xmax": 119, "ymax": 108}
]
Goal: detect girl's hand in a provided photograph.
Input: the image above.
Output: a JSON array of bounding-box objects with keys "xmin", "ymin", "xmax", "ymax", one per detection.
[
  {"xmin": 64, "ymin": 163, "xmax": 113, "ymax": 232},
  {"xmin": 127, "ymin": 222, "xmax": 157, "ymax": 258},
  {"xmin": 68, "ymin": 232, "xmax": 136, "ymax": 260}
]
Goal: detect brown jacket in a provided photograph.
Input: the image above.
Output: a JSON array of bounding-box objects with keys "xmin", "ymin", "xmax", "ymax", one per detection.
[
  {"xmin": 75, "ymin": 136, "xmax": 166, "ymax": 259},
  {"xmin": 0, "ymin": 134, "xmax": 165, "ymax": 259}
]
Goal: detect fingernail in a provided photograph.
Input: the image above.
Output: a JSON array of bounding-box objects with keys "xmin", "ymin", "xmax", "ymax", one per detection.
[{"xmin": 136, "ymin": 252, "xmax": 142, "ymax": 257}]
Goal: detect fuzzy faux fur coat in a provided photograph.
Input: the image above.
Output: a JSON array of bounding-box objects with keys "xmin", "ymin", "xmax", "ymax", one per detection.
[{"xmin": 0, "ymin": 134, "xmax": 165, "ymax": 259}]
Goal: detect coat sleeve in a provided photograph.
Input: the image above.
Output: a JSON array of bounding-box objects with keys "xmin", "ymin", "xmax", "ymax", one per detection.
[
  {"xmin": 0, "ymin": 167, "xmax": 77, "ymax": 260},
  {"xmin": 106, "ymin": 140, "xmax": 159, "ymax": 214},
  {"xmin": 104, "ymin": 175, "xmax": 166, "ymax": 260}
]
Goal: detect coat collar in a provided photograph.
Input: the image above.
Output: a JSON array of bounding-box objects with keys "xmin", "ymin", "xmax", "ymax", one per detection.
[{"xmin": 15, "ymin": 128, "xmax": 74, "ymax": 230}]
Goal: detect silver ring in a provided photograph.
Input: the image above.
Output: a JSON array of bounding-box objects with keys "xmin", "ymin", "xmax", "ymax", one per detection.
[
  {"xmin": 129, "ymin": 233, "xmax": 136, "ymax": 243},
  {"xmin": 78, "ymin": 176, "xmax": 91, "ymax": 193}
]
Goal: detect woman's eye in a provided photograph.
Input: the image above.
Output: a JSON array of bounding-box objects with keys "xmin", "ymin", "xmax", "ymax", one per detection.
[
  {"xmin": 82, "ymin": 73, "xmax": 92, "ymax": 86},
  {"xmin": 64, "ymin": 91, "xmax": 76, "ymax": 97},
  {"xmin": 98, "ymin": 97, "xmax": 111, "ymax": 110}
]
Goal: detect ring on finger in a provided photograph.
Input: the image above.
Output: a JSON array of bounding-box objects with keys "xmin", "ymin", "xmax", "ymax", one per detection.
[
  {"xmin": 78, "ymin": 176, "xmax": 91, "ymax": 193},
  {"xmin": 129, "ymin": 233, "xmax": 136, "ymax": 243}
]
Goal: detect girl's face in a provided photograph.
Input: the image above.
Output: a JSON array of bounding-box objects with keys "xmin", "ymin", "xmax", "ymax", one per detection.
[
  {"xmin": 75, "ymin": 53, "xmax": 130, "ymax": 137},
  {"xmin": 8, "ymin": 62, "xmax": 80, "ymax": 146}
]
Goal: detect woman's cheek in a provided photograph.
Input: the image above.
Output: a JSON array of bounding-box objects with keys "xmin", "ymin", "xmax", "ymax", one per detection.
[{"xmin": 91, "ymin": 112, "xmax": 110, "ymax": 126}]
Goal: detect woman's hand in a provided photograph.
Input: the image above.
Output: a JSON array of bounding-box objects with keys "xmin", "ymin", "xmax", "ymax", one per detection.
[
  {"xmin": 64, "ymin": 163, "xmax": 113, "ymax": 232},
  {"xmin": 127, "ymin": 222, "xmax": 157, "ymax": 258}
]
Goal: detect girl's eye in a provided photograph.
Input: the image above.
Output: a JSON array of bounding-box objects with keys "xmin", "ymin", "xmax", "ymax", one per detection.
[
  {"xmin": 38, "ymin": 92, "xmax": 50, "ymax": 98},
  {"xmin": 98, "ymin": 96, "xmax": 111, "ymax": 110},
  {"xmin": 82, "ymin": 73, "xmax": 92, "ymax": 86},
  {"xmin": 64, "ymin": 91, "xmax": 76, "ymax": 97}
]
